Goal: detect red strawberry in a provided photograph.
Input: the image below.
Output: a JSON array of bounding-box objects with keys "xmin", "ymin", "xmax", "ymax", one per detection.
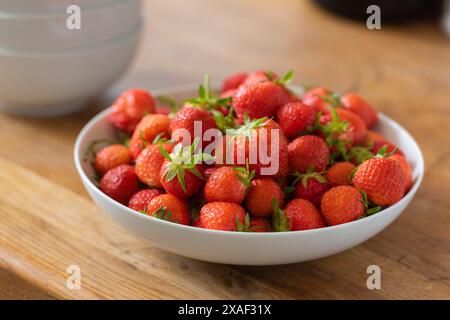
[
  {"xmin": 320, "ymin": 108, "xmax": 367, "ymax": 145},
  {"xmin": 145, "ymin": 194, "xmax": 190, "ymax": 225},
  {"xmin": 390, "ymin": 153, "xmax": 413, "ymax": 191},
  {"xmin": 128, "ymin": 189, "xmax": 163, "ymax": 212},
  {"xmin": 364, "ymin": 130, "xmax": 387, "ymax": 147},
  {"xmin": 272, "ymin": 199, "xmax": 326, "ymax": 231},
  {"xmin": 293, "ymin": 171, "xmax": 330, "ymax": 207},
  {"xmin": 245, "ymin": 178, "xmax": 284, "ymax": 217},
  {"xmin": 200, "ymin": 202, "xmax": 246, "ymax": 231},
  {"xmin": 159, "ymin": 140, "xmax": 209, "ymax": 198},
  {"xmin": 370, "ymin": 141, "xmax": 403, "ymax": 157},
  {"xmin": 340, "ymin": 93, "xmax": 378, "ymax": 128},
  {"xmin": 302, "ymin": 87, "xmax": 335, "ymax": 114},
  {"xmin": 241, "ymin": 70, "xmax": 274, "ymax": 86},
  {"xmin": 216, "ymin": 118, "xmax": 289, "ymax": 178},
  {"xmin": 221, "ymin": 72, "xmax": 248, "ymax": 93},
  {"xmin": 276, "ymin": 101, "xmax": 317, "ymax": 138},
  {"xmin": 108, "ymin": 89, "xmax": 156, "ymax": 134},
  {"xmin": 169, "ymin": 106, "xmax": 217, "ymax": 148},
  {"xmin": 129, "ymin": 114, "xmax": 171, "ymax": 158},
  {"xmin": 192, "ymin": 217, "xmax": 203, "ymax": 228},
  {"xmin": 100, "ymin": 164, "xmax": 140, "ymax": 204},
  {"xmin": 233, "ymin": 81, "xmax": 292, "ymax": 120},
  {"xmin": 135, "ymin": 143, "xmax": 174, "ymax": 188},
  {"xmin": 94, "ymin": 144, "xmax": 132, "ymax": 176},
  {"xmin": 320, "ymin": 186, "xmax": 365, "ymax": 225},
  {"xmin": 249, "ymin": 218, "xmax": 272, "ymax": 232},
  {"xmin": 288, "ymin": 135, "xmax": 329, "ymax": 173},
  {"xmin": 324, "ymin": 161, "xmax": 356, "ymax": 186},
  {"xmin": 352, "ymin": 157, "xmax": 407, "ymax": 205},
  {"xmin": 204, "ymin": 166, "xmax": 253, "ymax": 204}
]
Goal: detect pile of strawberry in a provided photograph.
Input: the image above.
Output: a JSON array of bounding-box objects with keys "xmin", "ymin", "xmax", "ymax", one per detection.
[{"xmin": 86, "ymin": 70, "xmax": 413, "ymax": 232}]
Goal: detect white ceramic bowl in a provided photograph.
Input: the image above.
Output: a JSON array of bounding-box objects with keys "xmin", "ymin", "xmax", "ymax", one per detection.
[
  {"xmin": 74, "ymin": 85, "xmax": 424, "ymax": 265},
  {"xmin": 0, "ymin": 0, "xmax": 141, "ymax": 50},
  {"xmin": 0, "ymin": 22, "xmax": 142, "ymax": 117},
  {"xmin": 0, "ymin": 0, "xmax": 126, "ymax": 14}
]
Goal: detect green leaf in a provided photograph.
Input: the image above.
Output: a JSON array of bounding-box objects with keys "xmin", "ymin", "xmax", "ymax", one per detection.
[
  {"xmin": 158, "ymin": 145, "xmax": 172, "ymax": 161},
  {"xmin": 366, "ymin": 206, "xmax": 382, "ymax": 216},
  {"xmin": 177, "ymin": 167, "xmax": 187, "ymax": 193}
]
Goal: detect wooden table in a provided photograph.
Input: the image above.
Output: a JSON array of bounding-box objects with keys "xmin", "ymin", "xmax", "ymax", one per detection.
[{"xmin": 1, "ymin": 0, "xmax": 449, "ymax": 299}]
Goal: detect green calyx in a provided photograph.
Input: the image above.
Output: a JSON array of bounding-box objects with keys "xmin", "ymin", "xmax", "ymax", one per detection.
[
  {"xmin": 236, "ymin": 213, "xmax": 251, "ymax": 232},
  {"xmin": 212, "ymin": 107, "xmax": 237, "ymax": 133},
  {"xmin": 291, "ymin": 167, "xmax": 327, "ymax": 188},
  {"xmin": 317, "ymin": 109, "xmax": 351, "ymax": 162},
  {"xmin": 374, "ymin": 145, "xmax": 399, "ymax": 158},
  {"xmin": 267, "ymin": 69, "xmax": 295, "ymax": 86},
  {"xmin": 233, "ymin": 160, "xmax": 256, "ymax": 187},
  {"xmin": 271, "ymin": 199, "xmax": 291, "ymax": 232},
  {"xmin": 228, "ymin": 114, "xmax": 270, "ymax": 142},
  {"xmin": 185, "ymin": 74, "xmax": 232, "ymax": 111},
  {"xmin": 348, "ymin": 146, "xmax": 374, "ymax": 165},
  {"xmin": 159, "ymin": 138, "xmax": 214, "ymax": 193},
  {"xmin": 152, "ymin": 132, "xmax": 171, "ymax": 145},
  {"xmin": 321, "ymin": 92, "xmax": 342, "ymax": 108},
  {"xmin": 358, "ymin": 189, "xmax": 383, "ymax": 217}
]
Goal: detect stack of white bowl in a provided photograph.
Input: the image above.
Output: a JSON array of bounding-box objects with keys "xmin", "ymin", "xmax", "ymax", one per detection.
[{"xmin": 0, "ymin": 0, "xmax": 142, "ymax": 116}]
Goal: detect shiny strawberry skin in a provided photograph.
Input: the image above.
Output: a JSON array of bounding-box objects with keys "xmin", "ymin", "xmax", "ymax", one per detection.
[
  {"xmin": 249, "ymin": 218, "xmax": 272, "ymax": 232},
  {"xmin": 129, "ymin": 114, "xmax": 170, "ymax": 158},
  {"xmin": 100, "ymin": 164, "xmax": 140, "ymax": 204},
  {"xmin": 390, "ymin": 154, "xmax": 413, "ymax": 191},
  {"xmin": 302, "ymin": 87, "xmax": 332, "ymax": 114},
  {"xmin": 128, "ymin": 189, "xmax": 163, "ymax": 212},
  {"xmin": 320, "ymin": 186, "xmax": 365, "ymax": 225},
  {"xmin": 288, "ymin": 135, "xmax": 329, "ymax": 173},
  {"xmin": 160, "ymin": 163, "xmax": 205, "ymax": 198},
  {"xmin": 200, "ymin": 202, "xmax": 246, "ymax": 231},
  {"xmin": 324, "ymin": 161, "xmax": 356, "ymax": 186},
  {"xmin": 233, "ymin": 82, "xmax": 292, "ymax": 120},
  {"xmin": 94, "ymin": 144, "xmax": 132, "ymax": 176},
  {"xmin": 245, "ymin": 178, "xmax": 284, "ymax": 217},
  {"xmin": 204, "ymin": 167, "xmax": 248, "ymax": 204},
  {"xmin": 284, "ymin": 199, "xmax": 326, "ymax": 230},
  {"xmin": 108, "ymin": 89, "xmax": 156, "ymax": 134},
  {"xmin": 340, "ymin": 93, "xmax": 378, "ymax": 128},
  {"xmin": 276, "ymin": 101, "xmax": 317, "ymax": 138},
  {"xmin": 146, "ymin": 194, "xmax": 190, "ymax": 225},
  {"xmin": 169, "ymin": 107, "xmax": 217, "ymax": 147},
  {"xmin": 295, "ymin": 178, "xmax": 330, "ymax": 207},
  {"xmin": 221, "ymin": 72, "xmax": 248, "ymax": 93},
  {"xmin": 352, "ymin": 157, "xmax": 407, "ymax": 205},
  {"xmin": 135, "ymin": 143, "xmax": 174, "ymax": 188}
]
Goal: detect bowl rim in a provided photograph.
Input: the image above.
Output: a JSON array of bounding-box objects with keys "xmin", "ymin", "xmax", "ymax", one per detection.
[
  {"xmin": 0, "ymin": 18, "xmax": 143, "ymax": 57},
  {"xmin": 74, "ymin": 84, "xmax": 425, "ymax": 238},
  {"xmin": 0, "ymin": 0, "xmax": 138, "ymax": 19}
]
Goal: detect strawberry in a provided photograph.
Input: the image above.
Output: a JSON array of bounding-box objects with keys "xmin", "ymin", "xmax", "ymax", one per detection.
[
  {"xmin": 108, "ymin": 89, "xmax": 156, "ymax": 134},
  {"xmin": 159, "ymin": 140, "xmax": 211, "ymax": 198},
  {"xmin": 145, "ymin": 194, "xmax": 190, "ymax": 225},
  {"xmin": 292, "ymin": 170, "xmax": 330, "ymax": 207},
  {"xmin": 100, "ymin": 164, "xmax": 140, "ymax": 204},
  {"xmin": 276, "ymin": 101, "xmax": 317, "ymax": 138},
  {"xmin": 272, "ymin": 199, "xmax": 326, "ymax": 231},
  {"xmin": 200, "ymin": 202, "xmax": 246, "ymax": 231},
  {"xmin": 204, "ymin": 165, "xmax": 253, "ymax": 204},
  {"xmin": 340, "ymin": 93, "xmax": 378, "ymax": 128},
  {"xmin": 233, "ymin": 81, "xmax": 292, "ymax": 120},
  {"xmin": 135, "ymin": 143, "xmax": 174, "ymax": 188},
  {"xmin": 390, "ymin": 153, "xmax": 413, "ymax": 191},
  {"xmin": 217, "ymin": 117, "xmax": 289, "ymax": 178},
  {"xmin": 288, "ymin": 135, "xmax": 329, "ymax": 173},
  {"xmin": 352, "ymin": 157, "xmax": 407, "ymax": 205},
  {"xmin": 94, "ymin": 144, "xmax": 132, "ymax": 176},
  {"xmin": 364, "ymin": 130, "xmax": 387, "ymax": 147},
  {"xmin": 241, "ymin": 70, "xmax": 274, "ymax": 86},
  {"xmin": 320, "ymin": 186, "xmax": 365, "ymax": 225},
  {"xmin": 169, "ymin": 106, "xmax": 217, "ymax": 148},
  {"xmin": 192, "ymin": 217, "xmax": 203, "ymax": 228},
  {"xmin": 370, "ymin": 141, "xmax": 403, "ymax": 157},
  {"xmin": 324, "ymin": 161, "xmax": 356, "ymax": 186},
  {"xmin": 245, "ymin": 178, "xmax": 284, "ymax": 217},
  {"xmin": 249, "ymin": 217, "xmax": 272, "ymax": 232},
  {"xmin": 129, "ymin": 114, "xmax": 171, "ymax": 158},
  {"xmin": 320, "ymin": 108, "xmax": 367, "ymax": 145},
  {"xmin": 222, "ymin": 72, "xmax": 248, "ymax": 93},
  {"xmin": 302, "ymin": 87, "xmax": 336, "ymax": 114},
  {"xmin": 128, "ymin": 189, "xmax": 163, "ymax": 212}
]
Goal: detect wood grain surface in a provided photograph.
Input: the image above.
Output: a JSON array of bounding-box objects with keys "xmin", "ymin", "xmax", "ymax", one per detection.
[{"xmin": 0, "ymin": 0, "xmax": 449, "ymax": 299}]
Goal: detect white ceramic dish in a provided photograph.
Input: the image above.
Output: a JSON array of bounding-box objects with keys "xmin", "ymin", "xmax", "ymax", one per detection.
[
  {"xmin": 0, "ymin": 0, "xmax": 140, "ymax": 50},
  {"xmin": 0, "ymin": 22, "xmax": 142, "ymax": 117},
  {"xmin": 0, "ymin": 0, "xmax": 127, "ymax": 14},
  {"xmin": 74, "ymin": 85, "xmax": 424, "ymax": 265}
]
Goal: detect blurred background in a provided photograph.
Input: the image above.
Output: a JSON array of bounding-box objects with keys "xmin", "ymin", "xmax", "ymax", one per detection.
[{"xmin": 1, "ymin": 0, "xmax": 450, "ymax": 299}]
